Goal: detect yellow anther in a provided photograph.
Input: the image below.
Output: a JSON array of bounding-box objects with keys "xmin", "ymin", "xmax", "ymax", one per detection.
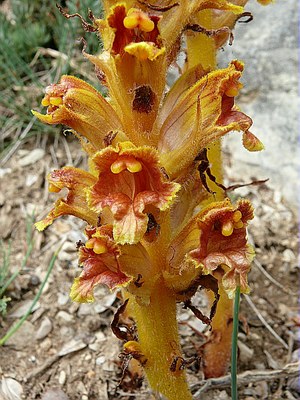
[
  {"xmin": 123, "ymin": 14, "xmax": 139, "ymax": 29},
  {"xmin": 221, "ymin": 221, "xmax": 234, "ymax": 237},
  {"xmin": 111, "ymin": 160, "xmax": 126, "ymax": 174},
  {"xmin": 85, "ymin": 238, "xmax": 96, "ymax": 249},
  {"xmin": 124, "ymin": 9, "xmax": 154, "ymax": 32},
  {"xmin": 93, "ymin": 240, "xmax": 108, "ymax": 254},
  {"xmin": 49, "ymin": 96, "xmax": 63, "ymax": 106},
  {"xmin": 48, "ymin": 183, "xmax": 61, "ymax": 193},
  {"xmin": 139, "ymin": 17, "xmax": 154, "ymax": 33},
  {"xmin": 233, "ymin": 210, "xmax": 242, "ymax": 222},
  {"xmin": 225, "ymin": 82, "xmax": 243, "ymax": 97},
  {"xmin": 126, "ymin": 159, "xmax": 142, "ymax": 173},
  {"xmin": 111, "ymin": 158, "xmax": 142, "ymax": 174},
  {"xmin": 41, "ymin": 97, "xmax": 50, "ymax": 107},
  {"xmin": 234, "ymin": 220, "xmax": 244, "ymax": 229}
]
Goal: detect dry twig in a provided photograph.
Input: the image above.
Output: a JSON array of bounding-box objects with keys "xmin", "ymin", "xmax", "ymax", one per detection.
[
  {"xmin": 244, "ymin": 295, "xmax": 289, "ymax": 350},
  {"xmin": 192, "ymin": 362, "xmax": 299, "ymax": 396}
]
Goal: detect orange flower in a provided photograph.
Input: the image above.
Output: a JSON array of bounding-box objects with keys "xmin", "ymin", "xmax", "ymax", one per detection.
[
  {"xmin": 70, "ymin": 226, "xmax": 131, "ymax": 302},
  {"xmin": 32, "ymin": 75, "xmax": 123, "ymax": 150},
  {"xmin": 35, "ymin": 167, "xmax": 98, "ymax": 231},
  {"xmin": 164, "ymin": 199, "xmax": 255, "ymax": 298},
  {"xmin": 87, "ymin": 142, "xmax": 180, "ymax": 244}
]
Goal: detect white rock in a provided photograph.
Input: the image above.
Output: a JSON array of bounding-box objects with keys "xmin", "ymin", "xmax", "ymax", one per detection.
[
  {"xmin": 8, "ymin": 299, "xmax": 39, "ymax": 319},
  {"xmin": 18, "ymin": 148, "xmax": 45, "ymax": 166},
  {"xmin": 58, "ymin": 370, "xmax": 66, "ymax": 385},
  {"xmin": 238, "ymin": 341, "xmax": 254, "ymax": 363},
  {"xmin": 57, "ymin": 293, "xmax": 69, "ymax": 306},
  {"xmin": 36, "ymin": 317, "xmax": 52, "ymax": 340},
  {"xmin": 56, "ymin": 311, "xmax": 74, "ymax": 325},
  {"xmin": 95, "ymin": 356, "xmax": 106, "ymax": 366},
  {"xmin": 0, "ymin": 377, "xmax": 23, "ymax": 400},
  {"xmin": 41, "ymin": 388, "xmax": 69, "ymax": 400}
]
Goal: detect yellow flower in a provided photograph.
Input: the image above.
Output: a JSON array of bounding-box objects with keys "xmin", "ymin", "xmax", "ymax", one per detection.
[
  {"xmin": 35, "ymin": 167, "xmax": 98, "ymax": 231},
  {"xmin": 157, "ymin": 60, "xmax": 263, "ymax": 178},
  {"xmin": 32, "ymin": 75, "xmax": 123, "ymax": 150}
]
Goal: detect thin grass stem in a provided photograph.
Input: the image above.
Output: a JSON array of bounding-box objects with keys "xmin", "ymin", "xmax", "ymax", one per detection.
[{"xmin": 0, "ymin": 245, "xmax": 61, "ymax": 346}]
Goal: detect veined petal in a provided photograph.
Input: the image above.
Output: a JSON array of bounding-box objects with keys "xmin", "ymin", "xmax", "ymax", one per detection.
[
  {"xmin": 35, "ymin": 167, "xmax": 97, "ymax": 231},
  {"xmin": 70, "ymin": 226, "xmax": 131, "ymax": 303},
  {"xmin": 125, "ymin": 42, "xmax": 165, "ymax": 61},
  {"xmin": 87, "ymin": 142, "xmax": 180, "ymax": 244},
  {"xmin": 32, "ymin": 75, "xmax": 123, "ymax": 150},
  {"xmin": 189, "ymin": 198, "xmax": 255, "ymax": 297},
  {"xmin": 158, "ymin": 60, "xmax": 262, "ymax": 178},
  {"xmin": 164, "ymin": 198, "xmax": 254, "ymax": 298}
]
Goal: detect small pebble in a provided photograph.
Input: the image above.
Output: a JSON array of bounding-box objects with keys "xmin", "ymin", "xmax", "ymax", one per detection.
[
  {"xmin": 0, "ymin": 377, "xmax": 23, "ymax": 399},
  {"xmin": 41, "ymin": 388, "xmax": 69, "ymax": 400},
  {"xmin": 96, "ymin": 356, "xmax": 106, "ymax": 366},
  {"xmin": 36, "ymin": 317, "xmax": 52, "ymax": 340},
  {"xmin": 40, "ymin": 338, "xmax": 52, "ymax": 352},
  {"xmin": 56, "ymin": 311, "xmax": 74, "ymax": 325},
  {"xmin": 59, "ymin": 370, "xmax": 66, "ymax": 386}
]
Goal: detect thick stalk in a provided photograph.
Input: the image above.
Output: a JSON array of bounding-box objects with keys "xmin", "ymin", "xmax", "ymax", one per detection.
[
  {"xmin": 202, "ymin": 280, "xmax": 234, "ymax": 378},
  {"xmin": 128, "ymin": 281, "xmax": 192, "ymax": 400},
  {"xmin": 186, "ymin": 10, "xmax": 233, "ymax": 377}
]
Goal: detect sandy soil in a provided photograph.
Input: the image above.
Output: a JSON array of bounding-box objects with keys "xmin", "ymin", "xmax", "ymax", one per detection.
[{"xmin": 0, "ymin": 136, "xmax": 299, "ymax": 400}]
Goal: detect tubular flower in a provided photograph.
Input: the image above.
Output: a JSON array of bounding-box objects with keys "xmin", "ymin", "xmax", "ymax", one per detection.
[
  {"xmin": 32, "ymin": 75, "xmax": 123, "ymax": 150},
  {"xmin": 157, "ymin": 60, "xmax": 262, "ymax": 178},
  {"xmin": 85, "ymin": 3, "xmax": 166, "ymax": 142},
  {"xmin": 87, "ymin": 141, "xmax": 180, "ymax": 244},
  {"xmin": 35, "ymin": 167, "xmax": 98, "ymax": 231},
  {"xmin": 164, "ymin": 199, "xmax": 254, "ymax": 298},
  {"xmin": 70, "ymin": 226, "xmax": 131, "ymax": 303}
]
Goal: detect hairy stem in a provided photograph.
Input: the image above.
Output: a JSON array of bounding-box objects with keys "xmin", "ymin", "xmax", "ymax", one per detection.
[
  {"xmin": 203, "ymin": 281, "xmax": 233, "ymax": 378},
  {"xmin": 128, "ymin": 281, "xmax": 192, "ymax": 400}
]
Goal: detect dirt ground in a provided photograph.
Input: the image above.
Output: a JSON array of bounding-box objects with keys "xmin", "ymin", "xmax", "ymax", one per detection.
[{"xmin": 0, "ymin": 135, "xmax": 299, "ymax": 400}]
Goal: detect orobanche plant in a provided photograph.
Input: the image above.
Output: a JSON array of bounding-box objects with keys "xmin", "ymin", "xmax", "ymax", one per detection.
[{"xmin": 33, "ymin": 0, "xmax": 270, "ymax": 398}]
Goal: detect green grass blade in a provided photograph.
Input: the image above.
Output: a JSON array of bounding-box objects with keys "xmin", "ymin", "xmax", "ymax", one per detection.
[{"xmin": 0, "ymin": 244, "xmax": 62, "ymax": 346}]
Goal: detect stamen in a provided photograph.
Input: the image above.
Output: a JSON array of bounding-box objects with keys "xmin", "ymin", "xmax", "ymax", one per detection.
[
  {"xmin": 49, "ymin": 96, "xmax": 63, "ymax": 106},
  {"xmin": 111, "ymin": 158, "xmax": 142, "ymax": 174},
  {"xmin": 123, "ymin": 9, "xmax": 154, "ymax": 32},
  {"xmin": 111, "ymin": 160, "xmax": 127, "ymax": 174},
  {"xmin": 234, "ymin": 220, "xmax": 244, "ymax": 229},
  {"xmin": 48, "ymin": 183, "xmax": 61, "ymax": 193},
  {"xmin": 86, "ymin": 238, "xmax": 107, "ymax": 254},
  {"xmin": 225, "ymin": 82, "xmax": 243, "ymax": 97},
  {"xmin": 139, "ymin": 17, "xmax": 154, "ymax": 32},
  {"xmin": 93, "ymin": 240, "xmax": 108, "ymax": 254},
  {"xmin": 221, "ymin": 221, "xmax": 234, "ymax": 236},
  {"xmin": 232, "ymin": 210, "xmax": 242, "ymax": 222},
  {"xmin": 123, "ymin": 14, "xmax": 139, "ymax": 29},
  {"xmin": 85, "ymin": 238, "xmax": 96, "ymax": 249},
  {"xmin": 126, "ymin": 159, "xmax": 142, "ymax": 173},
  {"xmin": 41, "ymin": 97, "xmax": 50, "ymax": 107}
]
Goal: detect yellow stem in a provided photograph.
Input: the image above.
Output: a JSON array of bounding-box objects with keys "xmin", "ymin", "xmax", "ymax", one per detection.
[{"xmin": 128, "ymin": 281, "xmax": 192, "ymax": 400}]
